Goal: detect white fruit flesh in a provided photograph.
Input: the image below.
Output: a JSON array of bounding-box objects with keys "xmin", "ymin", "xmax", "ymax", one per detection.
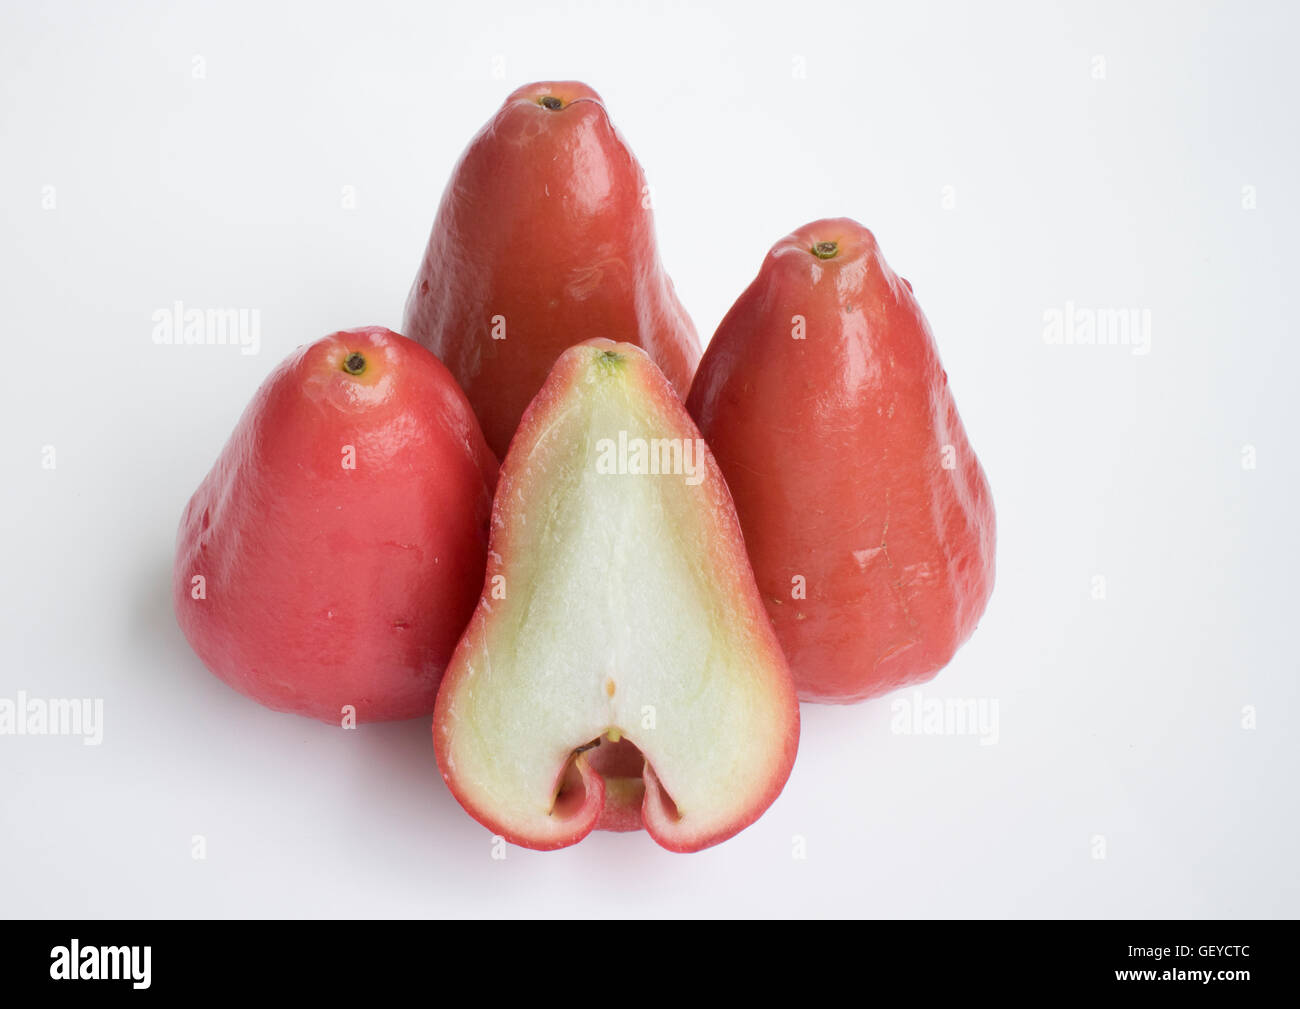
[{"xmin": 438, "ymin": 353, "xmax": 792, "ymax": 847}]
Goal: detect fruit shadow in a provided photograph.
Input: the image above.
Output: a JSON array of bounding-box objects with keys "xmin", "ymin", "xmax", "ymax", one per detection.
[
  {"xmin": 131, "ymin": 545, "xmax": 481, "ymax": 851},
  {"xmin": 133, "ymin": 545, "xmax": 230, "ymax": 707},
  {"xmin": 134, "ymin": 547, "xmax": 695, "ymax": 877},
  {"xmin": 341, "ymin": 715, "xmax": 485, "ymax": 850}
]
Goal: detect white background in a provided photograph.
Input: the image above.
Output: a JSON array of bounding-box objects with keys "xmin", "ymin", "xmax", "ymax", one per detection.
[{"xmin": 2, "ymin": 0, "xmax": 1296, "ymax": 918}]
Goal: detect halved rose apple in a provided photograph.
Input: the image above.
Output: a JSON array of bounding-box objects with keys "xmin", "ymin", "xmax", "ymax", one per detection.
[{"xmin": 433, "ymin": 340, "xmax": 799, "ymax": 852}]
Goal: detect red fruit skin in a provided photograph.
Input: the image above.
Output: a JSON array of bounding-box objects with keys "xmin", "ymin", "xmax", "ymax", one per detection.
[
  {"xmin": 173, "ymin": 327, "xmax": 498, "ymax": 723},
  {"xmin": 402, "ymin": 81, "xmax": 701, "ymax": 458},
  {"xmin": 686, "ymin": 221, "xmax": 996, "ymax": 703}
]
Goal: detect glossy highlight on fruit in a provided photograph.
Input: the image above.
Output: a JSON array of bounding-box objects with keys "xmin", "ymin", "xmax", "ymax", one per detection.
[
  {"xmin": 434, "ymin": 340, "xmax": 799, "ymax": 852},
  {"xmin": 687, "ymin": 220, "xmax": 996, "ymax": 702},
  {"xmin": 174, "ymin": 327, "xmax": 498, "ymax": 723},
  {"xmin": 403, "ymin": 81, "xmax": 701, "ymax": 458}
]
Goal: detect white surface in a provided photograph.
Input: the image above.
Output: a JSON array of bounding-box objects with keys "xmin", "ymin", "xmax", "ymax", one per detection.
[{"xmin": 1, "ymin": 0, "xmax": 1296, "ymax": 918}]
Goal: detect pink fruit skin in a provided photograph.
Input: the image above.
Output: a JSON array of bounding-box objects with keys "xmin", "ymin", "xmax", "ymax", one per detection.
[
  {"xmin": 174, "ymin": 327, "xmax": 498, "ymax": 723},
  {"xmin": 687, "ymin": 220, "xmax": 996, "ymax": 702}
]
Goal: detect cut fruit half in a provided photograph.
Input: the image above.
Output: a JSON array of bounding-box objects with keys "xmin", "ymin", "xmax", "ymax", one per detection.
[{"xmin": 433, "ymin": 340, "xmax": 799, "ymax": 852}]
